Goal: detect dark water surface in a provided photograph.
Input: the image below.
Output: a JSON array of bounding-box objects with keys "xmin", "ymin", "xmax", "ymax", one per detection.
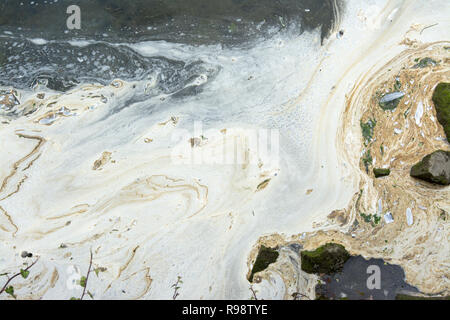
[
  {"xmin": 316, "ymin": 256, "xmax": 420, "ymax": 300},
  {"xmin": 1, "ymin": 0, "xmax": 341, "ymax": 44},
  {"xmin": 0, "ymin": 0, "xmax": 341, "ymax": 92},
  {"xmin": 0, "ymin": 0, "xmax": 338, "ymax": 94}
]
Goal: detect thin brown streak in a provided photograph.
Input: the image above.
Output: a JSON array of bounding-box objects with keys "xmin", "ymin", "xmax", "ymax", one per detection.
[
  {"xmin": 45, "ymin": 204, "xmax": 90, "ymax": 220},
  {"xmin": 23, "ymin": 154, "xmax": 42, "ymax": 171},
  {"xmin": 104, "ymin": 245, "xmax": 141, "ymax": 294},
  {"xmin": 0, "ymin": 175, "xmax": 28, "ymax": 201},
  {"xmin": 118, "ymin": 245, "xmax": 140, "ymax": 279},
  {"xmin": 0, "ymin": 205, "xmax": 18, "ymax": 236},
  {"xmin": 0, "ymin": 133, "xmax": 45, "ymax": 196},
  {"xmin": 125, "ymin": 267, "xmax": 152, "ymax": 300}
]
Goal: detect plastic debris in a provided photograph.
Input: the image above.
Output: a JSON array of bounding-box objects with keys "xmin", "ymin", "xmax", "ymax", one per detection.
[
  {"xmin": 384, "ymin": 212, "xmax": 394, "ymax": 224},
  {"xmin": 406, "ymin": 208, "xmax": 413, "ymax": 226},
  {"xmin": 379, "ymin": 92, "xmax": 405, "ymax": 110}
]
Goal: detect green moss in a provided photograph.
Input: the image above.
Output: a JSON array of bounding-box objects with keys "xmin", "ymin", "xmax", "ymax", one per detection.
[
  {"xmin": 360, "ymin": 212, "xmax": 381, "ymax": 226},
  {"xmin": 373, "ymin": 215, "xmax": 381, "ymax": 224},
  {"xmin": 360, "ymin": 119, "xmax": 376, "ymax": 146},
  {"xmin": 413, "ymin": 57, "xmax": 437, "ymax": 68},
  {"xmin": 249, "ymin": 245, "xmax": 279, "ymax": 282},
  {"xmin": 394, "ymin": 79, "xmax": 402, "ymax": 91},
  {"xmin": 362, "ymin": 150, "xmax": 373, "ymax": 173},
  {"xmin": 360, "ymin": 212, "xmax": 372, "ymax": 223},
  {"xmin": 396, "ymin": 294, "xmax": 450, "ymax": 300},
  {"xmin": 373, "ymin": 168, "xmax": 390, "ymax": 178},
  {"xmin": 300, "ymin": 243, "xmax": 350, "ymax": 275},
  {"xmin": 432, "ymin": 82, "xmax": 450, "ymax": 142}
]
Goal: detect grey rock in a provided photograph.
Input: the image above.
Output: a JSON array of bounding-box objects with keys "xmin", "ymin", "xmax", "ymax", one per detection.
[{"xmin": 410, "ymin": 150, "xmax": 450, "ymax": 185}]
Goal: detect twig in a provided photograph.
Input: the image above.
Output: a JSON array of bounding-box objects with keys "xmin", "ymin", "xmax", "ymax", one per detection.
[
  {"xmin": 171, "ymin": 276, "xmax": 182, "ymax": 300},
  {"xmin": 249, "ymin": 285, "xmax": 258, "ymax": 300},
  {"xmin": 0, "ymin": 257, "xmax": 39, "ymax": 295},
  {"xmin": 420, "ymin": 23, "xmax": 438, "ymax": 35},
  {"xmin": 80, "ymin": 249, "xmax": 93, "ymax": 300}
]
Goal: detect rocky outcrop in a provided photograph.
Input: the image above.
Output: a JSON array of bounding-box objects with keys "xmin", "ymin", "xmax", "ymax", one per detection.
[
  {"xmin": 373, "ymin": 168, "xmax": 390, "ymax": 178},
  {"xmin": 248, "ymin": 245, "xmax": 279, "ymax": 282},
  {"xmin": 300, "ymin": 243, "xmax": 350, "ymax": 275},
  {"xmin": 432, "ymin": 82, "xmax": 450, "ymax": 142},
  {"xmin": 410, "ymin": 150, "xmax": 450, "ymax": 185}
]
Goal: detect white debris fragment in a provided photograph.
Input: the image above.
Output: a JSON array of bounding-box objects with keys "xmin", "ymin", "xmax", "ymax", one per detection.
[
  {"xmin": 39, "ymin": 114, "xmax": 57, "ymax": 125},
  {"xmin": 380, "ymin": 92, "xmax": 405, "ymax": 103},
  {"xmin": 384, "ymin": 212, "xmax": 394, "ymax": 224},
  {"xmin": 415, "ymin": 101, "xmax": 423, "ymax": 127},
  {"xmin": 378, "ymin": 199, "xmax": 383, "ymax": 214},
  {"xmin": 406, "ymin": 208, "xmax": 413, "ymax": 226}
]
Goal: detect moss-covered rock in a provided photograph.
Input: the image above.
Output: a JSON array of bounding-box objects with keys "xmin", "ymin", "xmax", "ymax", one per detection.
[
  {"xmin": 410, "ymin": 150, "xmax": 450, "ymax": 186},
  {"xmin": 300, "ymin": 243, "xmax": 350, "ymax": 275},
  {"xmin": 432, "ymin": 82, "xmax": 450, "ymax": 142},
  {"xmin": 373, "ymin": 168, "xmax": 390, "ymax": 178},
  {"xmin": 248, "ymin": 245, "xmax": 279, "ymax": 282}
]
